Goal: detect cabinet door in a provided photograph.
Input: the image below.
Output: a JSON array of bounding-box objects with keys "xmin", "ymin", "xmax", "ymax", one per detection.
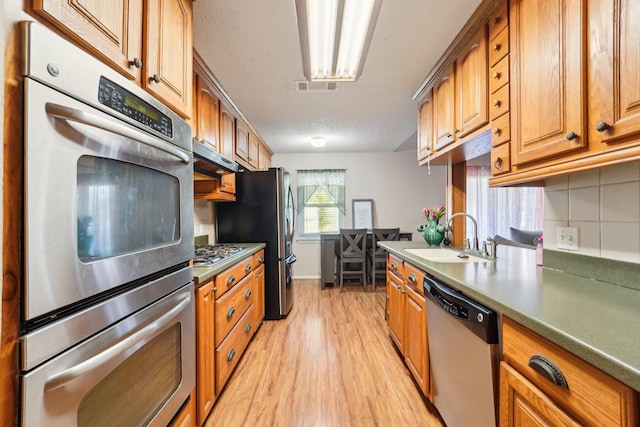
[
  {"xmin": 258, "ymin": 143, "xmax": 272, "ymax": 170},
  {"xmin": 195, "ymin": 282, "xmax": 215, "ymax": 425},
  {"xmin": 433, "ymin": 64, "xmax": 456, "ymax": 151},
  {"xmin": 144, "ymin": 0, "xmax": 193, "ymax": 117},
  {"xmin": 248, "ymin": 132, "xmax": 260, "ymax": 169},
  {"xmin": 31, "ymin": 0, "xmax": 143, "ymax": 81},
  {"xmin": 404, "ymin": 285, "xmax": 430, "ymax": 397},
  {"xmin": 194, "ymin": 74, "xmax": 220, "ymax": 151},
  {"xmin": 386, "ymin": 272, "xmax": 405, "ymax": 352},
  {"xmin": 588, "ymin": 0, "xmax": 640, "ymax": 146},
  {"xmin": 219, "ymin": 102, "xmax": 236, "ymax": 160},
  {"xmin": 510, "ymin": 0, "xmax": 586, "ymax": 165},
  {"xmin": 456, "ymin": 26, "xmax": 489, "ymax": 138},
  {"xmin": 417, "ymin": 90, "xmax": 434, "ymax": 162},
  {"xmin": 500, "ymin": 362, "xmax": 580, "ymax": 426},
  {"xmin": 254, "ymin": 263, "xmax": 265, "ymax": 327},
  {"xmin": 235, "ymin": 121, "xmax": 250, "ymax": 163}
]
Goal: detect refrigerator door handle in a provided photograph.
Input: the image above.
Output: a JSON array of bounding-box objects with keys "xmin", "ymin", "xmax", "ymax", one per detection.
[{"xmin": 283, "ymin": 253, "xmax": 297, "ymax": 264}]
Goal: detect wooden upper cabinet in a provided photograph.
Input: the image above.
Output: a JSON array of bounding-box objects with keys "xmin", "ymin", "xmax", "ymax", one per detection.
[
  {"xmin": 456, "ymin": 26, "xmax": 489, "ymax": 138},
  {"xmin": 235, "ymin": 120, "xmax": 250, "ymax": 163},
  {"xmin": 258, "ymin": 142, "xmax": 272, "ymax": 170},
  {"xmin": 510, "ymin": 0, "xmax": 586, "ymax": 165},
  {"xmin": 194, "ymin": 74, "xmax": 220, "ymax": 152},
  {"xmin": 587, "ymin": 0, "xmax": 640, "ymax": 147},
  {"xmin": 31, "ymin": 0, "xmax": 193, "ymax": 118},
  {"xmin": 248, "ymin": 132, "xmax": 260, "ymax": 169},
  {"xmin": 433, "ymin": 64, "xmax": 456, "ymax": 151},
  {"xmin": 219, "ymin": 102, "xmax": 236, "ymax": 161},
  {"xmin": 417, "ymin": 90, "xmax": 434, "ymax": 162},
  {"xmin": 31, "ymin": 0, "xmax": 144, "ymax": 81},
  {"xmin": 144, "ymin": 0, "xmax": 193, "ymax": 118}
]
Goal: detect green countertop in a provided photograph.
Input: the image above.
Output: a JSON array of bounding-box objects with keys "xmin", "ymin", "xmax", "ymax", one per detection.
[
  {"xmin": 193, "ymin": 243, "xmax": 266, "ymax": 285},
  {"xmin": 379, "ymin": 240, "xmax": 640, "ymax": 391}
]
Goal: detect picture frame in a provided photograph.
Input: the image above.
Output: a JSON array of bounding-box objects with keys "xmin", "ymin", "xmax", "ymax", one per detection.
[{"xmin": 352, "ymin": 199, "xmax": 374, "ymax": 230}]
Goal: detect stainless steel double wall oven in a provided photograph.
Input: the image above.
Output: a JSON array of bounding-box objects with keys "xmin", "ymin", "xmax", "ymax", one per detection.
[{"xmin": 19, "ymin": 22, "xmax": 195, "ymax": 426}]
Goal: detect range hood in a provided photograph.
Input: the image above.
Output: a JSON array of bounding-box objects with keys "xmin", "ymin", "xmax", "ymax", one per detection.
[{"xmin": 192, "ymin": 140, "xmax": 239, "ymax": 178}]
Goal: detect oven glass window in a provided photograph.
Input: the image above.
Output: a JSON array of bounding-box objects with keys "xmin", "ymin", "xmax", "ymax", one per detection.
[
  {"xmin": 77, "ymin": 324, "xmax": 181, "ymax": 426},
  {"xmin": 77, "ymin": 156, "xmax": 180, "ymax": 261}
]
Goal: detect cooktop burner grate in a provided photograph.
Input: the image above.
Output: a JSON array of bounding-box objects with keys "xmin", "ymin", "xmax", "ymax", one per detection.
[{"xmin": 193, "ymin": 244, "xmax": 247, "ymax": 266}]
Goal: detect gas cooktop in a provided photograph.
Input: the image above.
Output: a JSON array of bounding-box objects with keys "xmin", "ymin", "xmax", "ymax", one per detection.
[{"xmin": 193, "ymin": 244, "xmax": 247, "ymax": 267}]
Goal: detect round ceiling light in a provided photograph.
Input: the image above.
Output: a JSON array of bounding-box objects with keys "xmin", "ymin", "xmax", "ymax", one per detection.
[{"xmin": 311, "ymin": 137, "xmax": 326, "ymax": 148}]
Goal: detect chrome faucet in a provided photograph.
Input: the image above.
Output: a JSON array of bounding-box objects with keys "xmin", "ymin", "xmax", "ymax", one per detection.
[{"xmin": 447, "ymin": 212, "xmax": 479, "ymax": 252}]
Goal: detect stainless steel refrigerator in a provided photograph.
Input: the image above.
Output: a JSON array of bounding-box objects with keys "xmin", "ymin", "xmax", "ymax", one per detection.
[{"xmin": 216, "ymin": 167, "xmax": 296, "ymax": 319}]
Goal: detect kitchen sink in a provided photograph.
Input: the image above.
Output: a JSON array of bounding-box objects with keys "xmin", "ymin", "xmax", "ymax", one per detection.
[{"xmin": 405, "ymin": 248, "xmax": 493, "ymax": 263}]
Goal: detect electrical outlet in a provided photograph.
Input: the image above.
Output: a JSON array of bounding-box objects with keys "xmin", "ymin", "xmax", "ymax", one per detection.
[{"xmin": 557, "ymin": 226, "xmax": 579, "ymax": 251}]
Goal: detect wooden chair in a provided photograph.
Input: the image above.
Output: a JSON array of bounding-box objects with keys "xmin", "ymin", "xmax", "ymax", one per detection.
[
  {"xmin": 367, "ymin": 228, "xmax": 400, "ymax": 291},
  {"xmin": 338, "ymin": 228, "xmax": 368, "ymax": 292}
]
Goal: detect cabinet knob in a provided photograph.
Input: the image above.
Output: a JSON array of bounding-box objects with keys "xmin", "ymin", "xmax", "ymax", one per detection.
[
  {"xmin": 150, "ymin": 74, "xmax": 161, "ymax": 84},
  {"xmin": 245, "ymin": 289, "xmax": 252, "ymax": 299},
  {"xmin": 491, "ymin": 16, "xmax": 501, "ymax": 27},
  {"xmin": 129, "ymin": 58, "xmax": 142, "ymax": 68},
  {"xmin": 391, "ymin": 262, "xmax": 397, "ymax": 269},
  {"xmin": 454, "ymin": 128, "xmax": 461, "ymax": 134},
  {"xmin": 595, "ymin": 121, "xmax": 611, "ymax": 132},
  {"xmin": 245, "ymin": 323, "xmax": 252, "ymax": 334},
  {"xmin": 408, "ymin": 273, "xmax": 417, "ymax": 284},
  {"xmin": 494, "ymin": 127, "xmax": 502, "ymax": 135},
  {"xmin": 227, "ymin": 348, "xmax": 236, "ymax": 362},
  {"xmin": 493, "ymin": 99, "xmax": 501, "ymax": 107},
  {"xmin": 494, "ymin": 157, "xmax": 504, "ymax": 170},
  {"xmin": 245, "ymin": 264, "xmax": 252, "ymax": 273},
  {"xmin": 528, "ymin": 354, "xmax": 569, "ymax": 389},
  {"xmin": 493, "ymin": 71, "xmax": 501, "ymax": 79},
  {"xmin": 566, "ymin": 131, "xmax": 578, "ymax": 141},
  {"xmin": 493, "ymin": 43, "xmax": 501, "ymax": 51},
  {"xmin": 227, "ymin": 275, "xmax": 235, "ymax": 285}
]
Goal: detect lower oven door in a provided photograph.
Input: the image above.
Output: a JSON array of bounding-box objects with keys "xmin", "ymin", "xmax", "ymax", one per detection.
[{"xmin": 21, "ymin": 282, "xmax": 195, "ymax": 427}]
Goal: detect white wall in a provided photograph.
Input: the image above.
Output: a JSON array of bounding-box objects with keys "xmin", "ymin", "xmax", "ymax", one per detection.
[
  {"xmin": 543, "ymin": 161, "xmax": 640, "ymax": 263},
  {"xmin": 273, "ymin": 150, "xmax": 446, "ymax": 278}
]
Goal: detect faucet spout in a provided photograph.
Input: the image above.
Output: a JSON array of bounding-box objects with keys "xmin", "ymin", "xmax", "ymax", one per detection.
[{"xmin": 447, "ymin": 212, "xmax": 479, "ymax": 252}]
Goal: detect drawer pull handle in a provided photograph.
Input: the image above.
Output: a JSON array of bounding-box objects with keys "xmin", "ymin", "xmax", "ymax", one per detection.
[
  {"xmin": 227, "ymin": 348, "xmax": 236, "ymax": 362},
  {"xmin": 245, "ymin": 289, "xmax": 252, "ymax": 299},
  {"xmin": 258, "ymin": 256, "xmax": 264, "ymax": 263},
  {"xmin": 493, "ymin": 43, "xmax": 501, "ymax": 51},
  {"xmin": 528, "ymin": 355, "xmax": 569, "ymax": 389},
  {"xmin": 245, "ymin": 264, "xmax": 252, "ymax": 272},
  {"xmin": 245, "ymin": 323, "xmax": 252, "ymax": 334},
  {"xmin": 226, "ymin": 307, "xmax": 236, "ymax": 319},
  {"xmin": 408, "ymin": 273, "xmax": 417, "ymax": 284},
  {"xmin": 494, "ymin": 157, "xmax": 504, "ymax": 170},
  {"xmin": 494, "ymin": 127, "xmax": 502, "ymax": 135},
  {"xmin": 391, "ymin": 262, "xmax": 397, "ymax": 269},
  {"xmin": 493, "ymin": 99, "xmax": 501, "ymax": 107},
  {"xmin": 493, "ymin": 71, "xmax": 501, "ymax": 79},
  {"xmin": 227, "ymin": 275, "xmax": 235, "ymax": 285}
]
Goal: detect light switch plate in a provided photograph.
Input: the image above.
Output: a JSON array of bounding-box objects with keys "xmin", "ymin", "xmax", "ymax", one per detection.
[{"xmin": 557, "ymin": 226, "xmax": 579, "ymax": 251}]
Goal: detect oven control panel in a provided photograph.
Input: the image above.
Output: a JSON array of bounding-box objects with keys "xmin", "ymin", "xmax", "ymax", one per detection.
[{"xmin": 98, "ymin": 77, "xmax": 173, "ymax": 138}]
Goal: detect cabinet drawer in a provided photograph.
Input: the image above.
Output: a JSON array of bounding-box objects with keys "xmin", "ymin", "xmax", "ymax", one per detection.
[
  {"xmin": 489, "ymin": 26, "xmax": 509, "ymax": 67},
  {"xmin": 214, "ymin": 273, "xmax": 254, "ymax": 346},
  {"xmin": 491, "ymin": 142, "xmax": 511, "ymax": 175},
  {"xmin": 502, "ymin": 317, "xmax": 638, "ymax": 426},
  {"xmin": 491, "ymin": 111, "xmax": 511, "ymax": 146},
  {"xmin": 489, "ymin": 84, "xmax": 510, "ymax": 120},
  {"xmin": 387, "ymin": 253, "xmax": 405, "ymax": 277},
  {"xmin": 403, "ymin": 262, "xmax": 425, "ymax": 295},
  {"xmin": 489, "ymin": 55, "xmax": 509, "ymax": 94},
  {"xmin": 214, "ymin": 255, "xmax": 253, "ymax": 298},
  {"xmin": 488, "ymin": 2, "xmax": 508, "ymax": 42},
  {"xmin": 215, "ymin": 305, "xmax": 255, "ymax": 393},
  {"xmin": 253, "ymin": 249, "xmax": 265, "ymax": 267}
]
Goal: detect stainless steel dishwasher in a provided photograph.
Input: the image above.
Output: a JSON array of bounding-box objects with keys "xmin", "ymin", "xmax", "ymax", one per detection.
[{"xmin": 423, "ymin": 275, "xmax": 499, "ymax": 427}]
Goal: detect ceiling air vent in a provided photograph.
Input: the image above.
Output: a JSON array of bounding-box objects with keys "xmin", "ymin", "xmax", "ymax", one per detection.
[{"xmin": 294, "ymin": 80, "xmax": 338, "ymax": 92}]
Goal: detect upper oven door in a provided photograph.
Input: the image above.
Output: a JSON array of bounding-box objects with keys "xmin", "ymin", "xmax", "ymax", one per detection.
[{"xmin": 24, "ymin": 78, "xmax": 194, "ymax": 323}]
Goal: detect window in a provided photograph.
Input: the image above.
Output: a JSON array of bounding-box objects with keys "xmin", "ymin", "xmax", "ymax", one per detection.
[
  {"xmin": 466, "ymin": 165, "xmax": 543, "ymax": 242},
  {"xmin": 296, "ymin": 169, "xmax": 346, "ymax": 235}
]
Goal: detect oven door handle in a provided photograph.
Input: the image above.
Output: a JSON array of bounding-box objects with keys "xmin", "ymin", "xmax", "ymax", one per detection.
[
  {"xmin": 43, "ymin": 292, "xmax": 191, "ymax": 392},
  {"xmin": 45, "ymin": 102, "xmax": 191, "ymax": 164}
]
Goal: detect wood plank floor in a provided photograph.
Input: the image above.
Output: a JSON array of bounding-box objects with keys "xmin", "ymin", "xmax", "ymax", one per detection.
[{"xmin": 204, "ymin": 279, "xmax": 445, "ymax": 426}]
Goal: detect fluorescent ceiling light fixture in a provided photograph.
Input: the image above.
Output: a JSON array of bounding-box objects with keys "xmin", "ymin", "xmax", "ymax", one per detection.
[
  {"xmin": 296, "ymin": 0, "xmax": 382, "ymax": 82},
  {"xmin": 311, "ymin": 137, "xmax": 327, "ymax": 148}
]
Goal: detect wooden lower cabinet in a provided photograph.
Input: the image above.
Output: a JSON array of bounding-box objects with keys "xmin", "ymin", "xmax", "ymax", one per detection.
[
  {"xmin": 386, "ymin": 254, "xmax": 430, "ymax": 398},
  {"xmin": 501, "ymin": 317, "xmax": 638, "ymax": 426},
  {"xmin": 195, "ymin": 252, "xmax": 265, "ymax": 425},
  {"xmin": 169, "ymin": 389, "xmax": 197, "ymax": 427}
]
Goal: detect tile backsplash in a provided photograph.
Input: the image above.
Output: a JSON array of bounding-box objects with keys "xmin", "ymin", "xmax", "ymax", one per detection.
[
  {"xmin": 194, "ymin": 200, "xmax": 216, "ymax": 242},
  {"xmin": 544, "ymin": 161, "xmax": 640, "ymax": 264}
]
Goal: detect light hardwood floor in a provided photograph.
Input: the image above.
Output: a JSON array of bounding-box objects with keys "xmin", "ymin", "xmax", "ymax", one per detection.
[{"xmin": 205, "ymin": 279, "xmax": 444, "ymax": 426}]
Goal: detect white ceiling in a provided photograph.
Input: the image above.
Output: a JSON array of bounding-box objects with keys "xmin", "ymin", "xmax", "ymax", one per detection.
[{"xmin": 193, "ymin": 0, "xmax": 482, "ymax": 154}]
